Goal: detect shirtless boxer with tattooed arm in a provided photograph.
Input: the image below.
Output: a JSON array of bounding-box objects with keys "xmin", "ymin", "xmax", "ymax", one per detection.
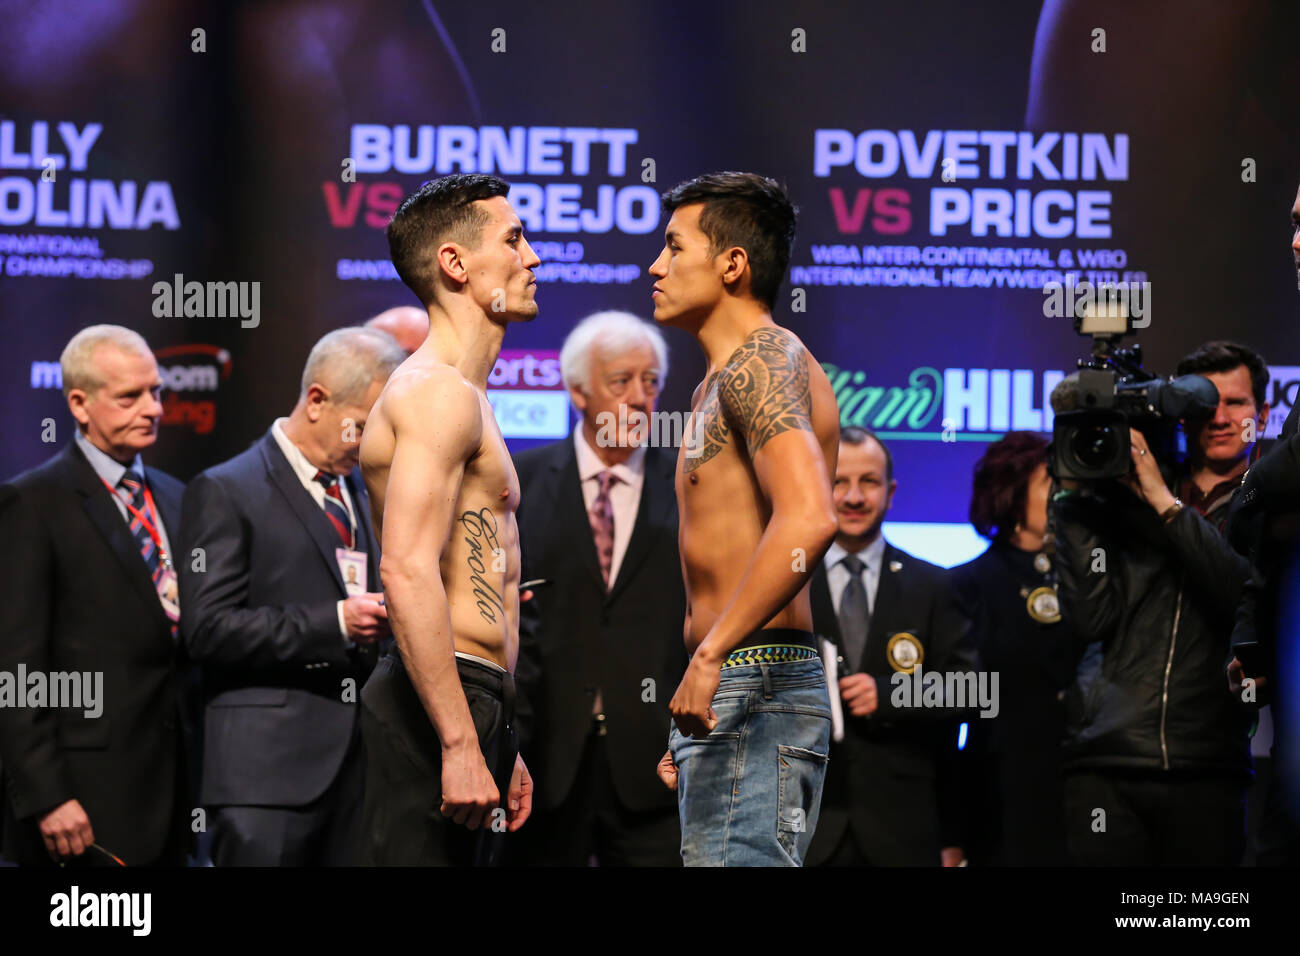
[
  {"xmin": 650, "ymin": 172, "xmax": 841, "ymax": 866},
  {"xmin": 358, "ymin": 174, "xmax": 538, "ymax": 865}
]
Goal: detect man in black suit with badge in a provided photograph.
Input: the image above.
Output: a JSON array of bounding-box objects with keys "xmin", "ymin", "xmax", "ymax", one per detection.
[
  {"xmin": 806, "ymin": 427, "xmax": 978, "ymax": 867},
  {"xmin": 0, "ymin": 325, "xmax": 191, "ymax": 866},
  {"xmin": 180, "ymin": 327, "xmax": 403, "ymax": 866},
  {"xmin": 511, "ymin": 311, "xmax": 688, "ymax": 866}
]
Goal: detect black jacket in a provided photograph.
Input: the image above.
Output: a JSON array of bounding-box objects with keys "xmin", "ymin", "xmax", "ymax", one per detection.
[
  {"xmin": 1228, "ymin": 402, "xmax": 1300, "ymax": 860},
  {"xmin": 512, "ymin": 440, "xmax": 688, "ymax": 814},
  {"xmin": 1229, "ymin": 402, "xmax": 1300, "ymax": 696},
  {"xmin": 805, "ymin": 543, "xmax": 978, "ymax": 866},
  {"xmin": 0, "ymin": 442, "xmax": 193, "ymax": 865},
  {"xmin": 179, "ymin": 429, "xmax": 378, "ymax": 808},
  {"xmin": 1053, "ymin": 479, "xmax": 1254, "ymax": 777},
  {"xmin": 951, "ymin": 540, "xmax": 1076, "ymax": 865}
]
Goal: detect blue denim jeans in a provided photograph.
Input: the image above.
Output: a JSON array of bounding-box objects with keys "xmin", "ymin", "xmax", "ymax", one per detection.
[{"xmin": 669, "ymin": 657, "xmax": 831, "ymax": 866}]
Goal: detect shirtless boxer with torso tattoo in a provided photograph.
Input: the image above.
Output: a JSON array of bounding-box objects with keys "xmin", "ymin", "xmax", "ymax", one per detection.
[
  {"xmin": 358, "ymin": 174, "xmax": 539, "ymax": 865},
  {"xmin": 650, "ymin": 172, "xmax": 841, "ymax": 866}
]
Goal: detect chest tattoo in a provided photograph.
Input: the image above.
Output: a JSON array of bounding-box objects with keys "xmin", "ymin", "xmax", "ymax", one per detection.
[{"xmin": 683, "ymin": 372, "xmax": 730, "ymax": 474}]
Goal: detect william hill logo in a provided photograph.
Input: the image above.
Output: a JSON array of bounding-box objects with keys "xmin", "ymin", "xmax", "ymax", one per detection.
[
  {"xmin": 29, "ymin": 343, "xmax": 232, "ymax": 435},
  {"xmin": 824, "ymin": 363, "xmax": 1065, "ymax": 438}
]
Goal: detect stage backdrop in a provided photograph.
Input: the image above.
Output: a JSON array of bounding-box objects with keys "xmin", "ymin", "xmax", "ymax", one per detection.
[{"xmin": 4, "ymin": 0, "xmax": 1299, "ymax": 565}]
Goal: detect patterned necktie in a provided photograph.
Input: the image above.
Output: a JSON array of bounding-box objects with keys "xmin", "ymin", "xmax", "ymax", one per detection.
[
  {"xmin": 838, "ymin": 553, "xmax": 870, "ymax": 672},
  {"xmin": 118, "ymin": 474, "xmax": 179, "ymax": 636},
  {"xmin": 589, "ymin": 470, "xmax": 618, "ymax": 589},
  {"xmin": 314, "ymin": 471, "xmax": 354, "ymax": 548}
]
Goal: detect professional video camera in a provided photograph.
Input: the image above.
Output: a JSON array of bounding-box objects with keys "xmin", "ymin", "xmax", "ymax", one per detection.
[{"xmin": 1048, "ymin": 307, "xmax": 1219, "ymax": 483}]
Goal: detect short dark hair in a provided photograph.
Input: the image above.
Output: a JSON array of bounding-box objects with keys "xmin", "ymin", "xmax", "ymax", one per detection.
[
  {"xmin": 1175, "ymin": 340, "xmax": 1269, "ymax": 407},
  {"xmin": 387, "ymin": 174, "xmax": 511, "ymax": 306},
  {"xmin": 841, "ymin": 426, "xmax": 893, "ymax": 483},
  {"xmin": 661, "ymin": 171, "xmax": 797, "ymax": 308},
  {"xmin": 968, "ymin": 431, "xmax": 1049, "ymax": 540}
]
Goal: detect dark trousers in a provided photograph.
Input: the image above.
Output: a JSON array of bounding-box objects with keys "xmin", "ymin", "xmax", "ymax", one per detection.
[
  {"xmin": 210, "ymin": 725, "xmax": 365, "ymax": 867},
  {"xmin": 1256, "ymin": 755, "xmax": 1300, "ymax": 865},
  {"xmin": 819, "ymin": 828, "xmax": 871, "ymax": 867},
  {"xmin": 360, "ymin": 653, "xmax": 518, "ymax": 866},
  {"xmin": 1065, "ymin": 768, "xmax": 1247, "ymax": 866},
  {"xmin": 511, "ymin": 729, "xmax": 681, "ymax": 866}
]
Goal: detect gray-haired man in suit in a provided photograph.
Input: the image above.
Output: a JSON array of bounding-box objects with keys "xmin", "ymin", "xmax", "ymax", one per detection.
[{"xmin": 180, "ymin": 327, "xmax": 403, "ymax": 865}]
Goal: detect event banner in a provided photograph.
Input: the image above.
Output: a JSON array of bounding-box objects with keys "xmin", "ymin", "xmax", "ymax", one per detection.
[{"xmin": 4, "ymin": 0, "xmax": 1299, "ymax": 563}]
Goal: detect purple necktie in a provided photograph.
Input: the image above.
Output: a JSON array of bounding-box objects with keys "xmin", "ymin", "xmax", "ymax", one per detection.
[
  {"xmin": 589, "ymin": 470, "xmax": 618, "ymax": 589},
  {"xmin": 589, "ymin": 470, "xmax": 619, "ymax": 722}
]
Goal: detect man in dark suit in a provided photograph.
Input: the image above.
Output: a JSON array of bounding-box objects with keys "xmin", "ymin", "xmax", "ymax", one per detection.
[
  {"xmin": 512, "ymin": 311, "xmax": 688, "ymax": 866},
  {"xmin": 180, "ymin": 327, "xmax": 403, "ymax": 866},
  {"xmin": 0, "ymin": 325, "xmax": 191, "ymax": 866},
  {"xmin": 805, "ymin": 427, "xmax": 978, "ymax": 867}
]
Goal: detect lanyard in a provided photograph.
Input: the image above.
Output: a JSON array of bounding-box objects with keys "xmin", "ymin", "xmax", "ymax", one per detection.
[{"xmin": 101, "ymin": 476, "xmax": 170, "ymax": 564}]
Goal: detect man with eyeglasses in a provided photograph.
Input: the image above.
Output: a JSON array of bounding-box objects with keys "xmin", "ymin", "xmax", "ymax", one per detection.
[{"xmin": 510, "ymin": 310, "xmax": 688, "ymax": 866}]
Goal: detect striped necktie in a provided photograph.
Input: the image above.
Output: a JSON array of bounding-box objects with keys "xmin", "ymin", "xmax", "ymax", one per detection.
[
  {"xmin": 314, "ymin": 471, "xmax": 354, "ymax": 548},
  {"xmin": 117, "ymin": 473, "xmax": 180, "ymax": 637}
]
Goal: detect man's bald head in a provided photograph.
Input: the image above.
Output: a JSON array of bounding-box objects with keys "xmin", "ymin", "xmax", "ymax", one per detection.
[{"xmin": 365, "ymin": 306, "xmax": 429, "ymax": 354}]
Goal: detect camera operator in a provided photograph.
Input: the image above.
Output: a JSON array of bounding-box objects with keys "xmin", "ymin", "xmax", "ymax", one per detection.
[{"xmin": 1052, "ymin": 340, "xmax": 1266, "ymax": 866}]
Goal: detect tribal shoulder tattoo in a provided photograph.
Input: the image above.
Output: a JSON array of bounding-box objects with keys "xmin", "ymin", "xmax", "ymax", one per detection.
[{"xmin": 683, "ymin": 327, "xmax": 812, "ymax": 474}]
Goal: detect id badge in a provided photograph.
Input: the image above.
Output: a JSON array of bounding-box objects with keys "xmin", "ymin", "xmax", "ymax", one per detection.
[
  {"xmin": 157, "ymin": 565, "xmax": 181, "ymax": 621},
  {"xmin": 336, "ymin": 547, "xmax": 368, "ymax": 596}
]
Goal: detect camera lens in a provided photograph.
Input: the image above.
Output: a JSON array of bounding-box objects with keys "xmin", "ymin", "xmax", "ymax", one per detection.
[{"xmin": 1070, "ymin": 423, "xmax": 1122, "ymax": 472}]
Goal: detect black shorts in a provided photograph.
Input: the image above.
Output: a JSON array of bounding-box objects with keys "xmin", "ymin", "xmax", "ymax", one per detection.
[{"xmin": 359, "ymin": 650, "xmax": 518, "ymax": 866}]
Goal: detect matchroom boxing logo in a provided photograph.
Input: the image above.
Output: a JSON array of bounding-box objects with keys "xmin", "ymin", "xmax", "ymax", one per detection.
[{"xmin": 29, "ymin": 343, "xmax": 233, "ymax": 435}]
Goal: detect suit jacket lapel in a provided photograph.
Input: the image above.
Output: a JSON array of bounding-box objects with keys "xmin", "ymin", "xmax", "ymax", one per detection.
[
  {"xmin": 607, "ymin": 447, "xmax": 672, "ymax": 603},
  {"xmin": 556, "ymin": 439, "xmax": 605, "ymax": 592},
  {"xmin": 65, "ymin": 443, "xmax": 169, "ymax": 628},
  {"xmin": 864, "ymin": 544, "xmax": 903, "ymax": 665},
  {"xmin": 344, "ymin": 468, "xmax": 381, "ymax": 591},
  {"xmin": 259, "ymin": 432, "xmax": 347, "ymax": 597},
  {"xmin": 145, "ymin": 467, "xmax": 182, "ymax": 550}
]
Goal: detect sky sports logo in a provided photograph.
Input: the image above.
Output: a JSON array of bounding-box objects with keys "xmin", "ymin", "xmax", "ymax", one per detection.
[{"xmin": 487, "ymin": 349, "xmax": 568, "ymax": 439}]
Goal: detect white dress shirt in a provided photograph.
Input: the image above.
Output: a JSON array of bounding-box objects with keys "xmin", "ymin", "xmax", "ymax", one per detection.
[
  {"xmin": 821, "ymin": 534, "xmax": 887, "ymax": 742},
  {"xmin": 824, "ymin": 533, "xmax": 887, "ymax": 616},
  {"xmin": 573, "ymin": 425, "xmax": 646, "ymax": 587},
  {"xmin": 271, "ymin": 418, "xmax": 356, "ymax": 639}
]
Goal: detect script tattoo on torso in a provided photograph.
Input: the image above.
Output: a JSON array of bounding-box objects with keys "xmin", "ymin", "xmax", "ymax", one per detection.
[
  {"xmin": 459, "ymin": 507, "xmax": 505, "ymax": 624},
  {"xmin": 683, "ymin": 327, "xmax": 813, "ymax": 475}
]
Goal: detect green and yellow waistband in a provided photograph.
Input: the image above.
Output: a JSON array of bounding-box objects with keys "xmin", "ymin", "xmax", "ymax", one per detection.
[{"xmin": 721, "ymin": 644, "xmax": 820, "ymax": 669}]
